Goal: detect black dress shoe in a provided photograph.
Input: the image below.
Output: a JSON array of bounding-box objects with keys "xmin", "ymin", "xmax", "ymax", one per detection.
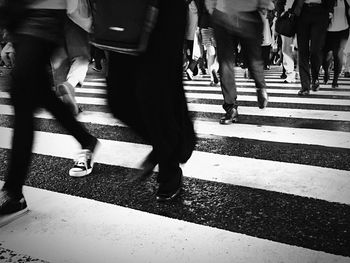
[
  {"xmin": 156, "ymin": 170, "xmax": 182, "ymax": 202},
  {"xmin": 256, "ymin": 88, "xmax": 268, "ymax": 109},
  {"xmin": 297, "ymin": 89, "xmax": 310, "ymax": 96},
  {"xmin": 220, "ymin": 108, "xmax": 238, "ymax": 124},
  {"xmin": 130, "ymin": 151, "xmax": 157, "ymax": 182},
  {"xmin": 280, "ymin": 72, "xmax": 287, "ymax": 79},
  {"xmin": 311, "ymin": 80, "xmax": 320, "ymax": 91},
  {"xmin": 332, "ymin": 82, "xmax": 338, "ymax": 88},
  {"xmin": 323, "ymin": 72, "xmax": 329, "ymax": 84},
  {"xmin": 212, "ymin": 69, "xmax": 219, "ymax": 84}
]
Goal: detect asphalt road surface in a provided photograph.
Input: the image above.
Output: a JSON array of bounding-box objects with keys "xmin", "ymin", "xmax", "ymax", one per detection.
[{"xmin": 0, "ymin": 65, "xmax": 349, "ymax": 263}]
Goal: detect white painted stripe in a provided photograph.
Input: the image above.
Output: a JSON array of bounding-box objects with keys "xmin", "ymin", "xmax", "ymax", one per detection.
[
  {"xmin": 186, "ymin": 79, "xmax": 350, "ymax": 89},
  {"xmin": 195, "ymin": 120, "xmax": 350, "ymax": 149},
  {"xmin": 2, "ymin": 101, "xmax": 349, "ymax": 123},
  {"xmin": 188, "ymin": 103, "xmax": 350, "ymax": 122},
  {"xmin": 2, "ymin": 103, "xmax": 350, "ymax": 149},
  {"xmin": 75, "ymin": 87, "xmax": 106, "ymax": 94},
  {"xmin": 184, "ymin": 80, "xmax": 350, "ymax": 89},
  {"xmin": 82, "ymin": 81, "xmax": 107, "ymax": 87},
  {"xmin": 0, "ymin": 105, "xmax": 348, "ymax": 148},
  {"xmin": 0, "ymin": 104, "xmax": 126, "ymax": 126},
  {"xmin": 80, "ymin": 83, "xmax": 350, "ymax": 97},
  {"xmin": 184, "ymin": 85, "xmax": 350, "ymax": 97},
  {"xmin": 186, "ymin": 92, "xmax": 350, "ymax": 106},
  {"xmin": 84, "ymin": 79, "xmax": 350, "ymax": 90},
  {"xmin": 1, "ymin": 184, "xmax": 348, "ymax": 263},
  {"xmin": 84, "ymin": 78, "xmax": 106, "ymax": 82},
  {"xmin": 2, "ymin": 92, "xmax": 349, "ymax": 107},
  {"xmin": 0, "ymin": 127, "xmax": 349, "ymax": 204},
  {"xmin": 0, "ymin": 92, "xmax": 10, "ymax": 99},
  {"xmin": 234, "ymin": 77, "xmax": 350, "ymax": 85}
]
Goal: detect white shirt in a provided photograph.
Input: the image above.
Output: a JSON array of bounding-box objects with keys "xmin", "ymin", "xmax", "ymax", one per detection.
[
  {"xmin": 285, "ymin": 0, "xmax": 295, "ymax": 10},
  {"xmin": 328, "ymin": 0, "xmax": 349, "ymax": 31},
  {"xmin": 29, "ymin": 0, "xmax": 66, "ymax": 10},
  {"xmin": 213, "ymin": 0, "xmax": 273, "ymax": 12},
  {"xmin": 304, "ymin": 0, "xmax": 322, "ymax": 3}
]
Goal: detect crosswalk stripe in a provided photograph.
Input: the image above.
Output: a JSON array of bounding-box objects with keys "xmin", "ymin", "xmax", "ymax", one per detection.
[
  {"xmin": 1, "ymin": 104, "xmax": 348, "ymax": 148},
  {"xmin": 1, "ymin": 126, "xmax": 349, "ymax": 205},
  {"xmin": 2, "ymin": 91, "xmax": 349, "ymax": 107},
  {"xmin": 1, "ymin": 65, "xmax": 349, "ymax": 261},
  {"xmin": 184, "ymin": 79, "xmax": 350, "ymax": 89},
  {"xmin": 188, "ymin": 103, "xmax": 350, "ymax": 121},
  {"xmin": 1, "ymin": 184, "xmax": 348, "ymax": 263},
  {"xmin": 1, "ymin": 101, "xmax": 349, "ymax": 123},
  {"xmin": 186, "ymin": 92, "xmax": 350, "ymax": 106},
  {"xmin": 195, "ymin": 120, "xmax": 350, "ymax": 149},
  {"xmin": 183, "ymin": 86, "xmax": 350, "ymax": 97},
  {"xmin": 83, "ymin": 80, "xmax": 350, "ymax": 94}
]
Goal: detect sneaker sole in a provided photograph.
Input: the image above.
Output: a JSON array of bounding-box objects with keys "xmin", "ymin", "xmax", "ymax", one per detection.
[
  {"xmin": 69, "ymin": 167, "xmax": 93, "ymax": 177},
  {"xmin": 69, "ymin": 141, "xmax": 100, "ymax": 177},
  {"xmin": 0, "ymin": 208, "xmax": 29, "ymax": 227}
]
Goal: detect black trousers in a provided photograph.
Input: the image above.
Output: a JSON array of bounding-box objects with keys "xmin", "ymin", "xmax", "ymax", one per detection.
[
  {"xmin": 296, "ymin": 4, "xmax": 329, "ymax": 90},
  {"xmin": 4, "ymin": 14, "xmax": 95, "ymax": 196},
  {"xmin": 322, "ymin": 29, "xmax": 349, "ymax": 84},
  {"xmin": 106, "ymin": 0, "xmax": 195, "ymax": 184}
]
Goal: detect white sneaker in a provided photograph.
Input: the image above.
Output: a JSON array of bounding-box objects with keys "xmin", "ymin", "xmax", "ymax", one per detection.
[
  {"xmin": 69, "ymin": 149, "xmax": 96, "ymax": 177},
  {"xmin": 284, "ymin": 72, "xmax": 296, "ymax": 83},
  {"xmin": 186, "ymin": 68, "xmax": 193, "ymax": 80}
]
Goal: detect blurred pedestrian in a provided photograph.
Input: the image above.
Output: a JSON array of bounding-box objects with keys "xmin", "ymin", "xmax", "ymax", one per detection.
[
  {"xmin": 261, "ymin": 8, "xmax": 273, "ymax": 70},
  {"xmin": 322, "ymin": 0, "xmax": 350, "ymax": 88},
  {"xmin": 295, "ymin": 0, "xmax": 336, "ymax": 95},
  {"xmin": 105, "ymin": 0, "xmax": 196, "ymax": 201},
  {"xmin": 198, "ymin": 0, "xmax": 219, "ymax": 85},
  {"xmin": 276, "ymin": 0, "xmax": 298, "ymax": 83},
  {"xmin": 0, "ymin": 0, "xmax": 99, "ymax": 216},
  {"xmin": 208, "ymin": 0, "xmax": 271, "ymax": 125},
  {"xmin": 185, "ymin": 0, "xmax": 200, "ymax": 80},
  {"xmin": 52, "ymin": 2, "xmax": 92, "ymax": 116}
]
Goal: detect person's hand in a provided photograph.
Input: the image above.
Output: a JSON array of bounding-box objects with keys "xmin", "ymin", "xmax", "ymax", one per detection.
[{"xmin": 329, "ymin": 12, "xmax": 333, "ymax": 19}]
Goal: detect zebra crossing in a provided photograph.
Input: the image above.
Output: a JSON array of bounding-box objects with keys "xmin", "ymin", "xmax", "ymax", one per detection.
[{"xmin": 0, "ymin": 66, "xmax": 349, "ymax": 262}]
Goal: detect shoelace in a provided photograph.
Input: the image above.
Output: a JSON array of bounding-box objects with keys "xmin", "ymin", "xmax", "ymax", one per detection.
[{"xmin": 74, "ymin": 151, "xmax": 90, "ymax": 167}]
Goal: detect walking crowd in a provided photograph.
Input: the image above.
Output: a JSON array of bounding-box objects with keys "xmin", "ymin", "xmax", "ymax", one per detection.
[{"xmin": 0, "ymin": 0, "xmax": 346, "ymax": 217}]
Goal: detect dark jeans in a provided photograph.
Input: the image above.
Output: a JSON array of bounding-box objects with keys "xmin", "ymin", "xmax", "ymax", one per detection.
[
  {"xmin": 322, "ymin": 29, "xmax": 349, "ymax": 84},
  {"xmin": 297, "ymin": 4, "xmax": 329, "ymax": 90},
  {"xmin": 4, "ymin": 33, "xmax": 95, "ymax": 197},
  {"xmin": 262, "ymin": 45, "xmax": 271, "ymax": 68},
  {"xmin": 212, "ymin": 9, "xmax": 266, "ymax": 111},
  {"xmin": 106, "ymin": 0, "xmax": 195, "ymax": 184}
]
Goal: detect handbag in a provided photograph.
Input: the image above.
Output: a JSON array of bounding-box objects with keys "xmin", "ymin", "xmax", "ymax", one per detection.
[
  {"xmin": 275, "ymin": 9, "xmax": 297, "ymax": 37},
  {"xmin": 90, "ymin": 0, "xmax": 159, "ymax": 56}
]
